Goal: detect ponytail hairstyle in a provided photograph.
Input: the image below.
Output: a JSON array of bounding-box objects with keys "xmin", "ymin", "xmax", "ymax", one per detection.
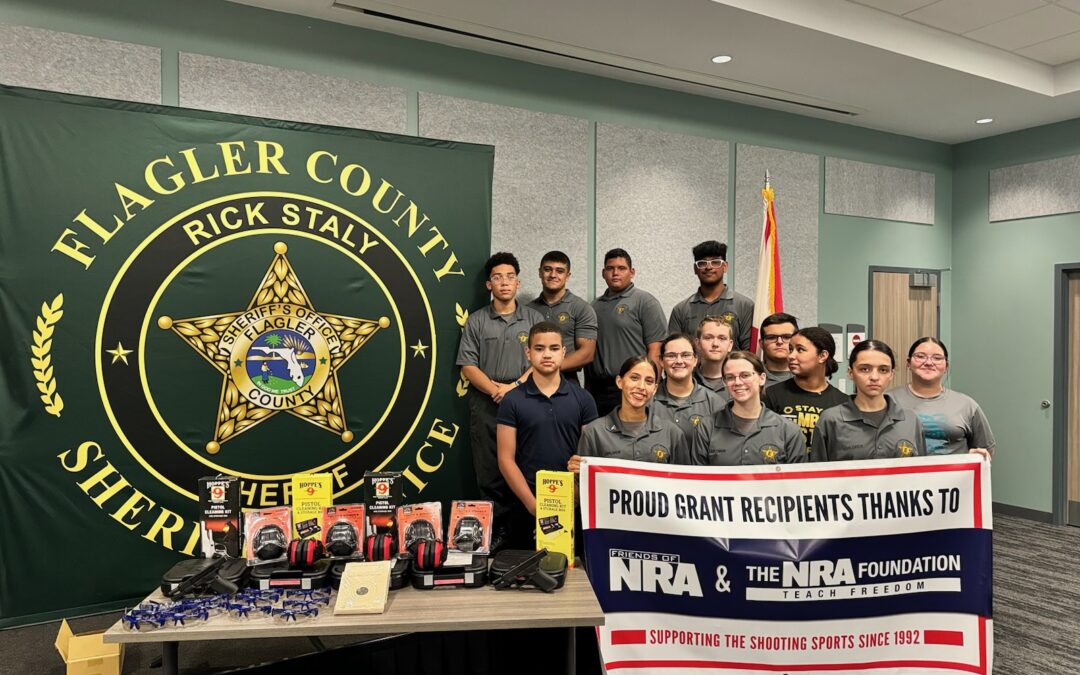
[
  {"xmin": 849, "ymin": 339, "xmax": 896, "ymax": 369},
  {"xmin": 907, "ymin": 336, "xmax": 949, "ymax": 363},
  {"xmin": 793, "ymin": 327, "xmax": 839, "ymax": 377},
  {"xmin": 618, "ymin": 355, "xmax": 659, "ymax": 380}
]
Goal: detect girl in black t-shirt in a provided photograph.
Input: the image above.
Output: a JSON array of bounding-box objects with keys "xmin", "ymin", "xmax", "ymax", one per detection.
[{"xmin": 761, "ymin": 326, "xmax": 848, "ymax": 455}]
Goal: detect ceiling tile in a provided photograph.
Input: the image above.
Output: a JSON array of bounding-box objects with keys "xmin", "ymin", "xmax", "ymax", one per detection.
[
  {"xmin": 965, "ymin": 4, "xmax": 1080, "ymax": 50},
  {"xmin": 848, "ymin": 0, "xmax": 938, "ymax": 14},
  {"xmin": 906, "ymin": 0, "xmax": 1046, "ymax": 34},
  {"xmin": 1015, "ymin": 28, "xmax": 1080, "ymax": 63},
  {"xmin": 1052, "ymin": 0, "xmax": 1080, "ymax": 13}
]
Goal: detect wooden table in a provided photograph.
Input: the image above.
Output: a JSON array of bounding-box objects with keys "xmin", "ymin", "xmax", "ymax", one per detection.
[{"xmin": 103, "ymin": 567, "xmax": 604, "ymax": 675}]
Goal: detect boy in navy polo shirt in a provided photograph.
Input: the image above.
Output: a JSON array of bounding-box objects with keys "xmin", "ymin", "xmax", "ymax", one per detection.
[{"xmin": 497, "ymin": 321, "xmax": 598, "ymax": 548}]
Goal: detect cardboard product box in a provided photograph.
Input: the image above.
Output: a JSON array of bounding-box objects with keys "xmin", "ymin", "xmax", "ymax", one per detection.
[
  {"xmin": 290, "ymin": 473, "xmax": 333, "ymax": 540},
  {"xmin": 363, "ymin": 471, "xmax": 403, "ymax": 535},
  {"xmin": 198, "ymin": 475, "xmax": 241, "ymax": 558},
  {"xmin": 534, "ymin": 471, "xmax": 575, "ymax": 568},
  {"xmin": 54, "ymin": 620, "xmax": 123, "ymax": 675}
]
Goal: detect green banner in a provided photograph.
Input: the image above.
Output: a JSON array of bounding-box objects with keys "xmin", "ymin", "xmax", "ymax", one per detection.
[{"xmin": 0, "ymin": 86, "xmax": 492, "ymax": 627}]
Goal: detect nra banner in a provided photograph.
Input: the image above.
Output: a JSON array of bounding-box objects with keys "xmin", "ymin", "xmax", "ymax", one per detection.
[
  {"xmin": 581, "ymin": 456, "xmax": 993, "ymax": 674},
  {"xmin": 0, "ymin": 86, "xmax": 492, "ymax": 626}
]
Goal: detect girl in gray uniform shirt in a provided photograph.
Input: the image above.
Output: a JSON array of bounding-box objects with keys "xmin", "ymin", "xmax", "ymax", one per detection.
[
  {"xmin": 568, "ymin": 356, "xmax": 694, "ymax": 471},
  {"xmin": 811, "ymin": 340, "xmax": 927, "ymax": 462},
  {"xmin": 890, "ymin": 337, "xmax": 994, "ymax": 459},
  {"xmin": 704, "ymin": 351, "xmax": 805, "ymax": 465},
  {"xmin": 654, "ymin": 333, "xmax": 724, "ymax": 457}
]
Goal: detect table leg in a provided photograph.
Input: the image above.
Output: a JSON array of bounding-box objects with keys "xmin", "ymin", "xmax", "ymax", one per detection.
[
  {"xmin": 566, "ymin": 627, "xmax": 577, "ymax": 675},
  {"xmin": 162, "ymin": 641, "xmax": 179, "ymax": 675}
]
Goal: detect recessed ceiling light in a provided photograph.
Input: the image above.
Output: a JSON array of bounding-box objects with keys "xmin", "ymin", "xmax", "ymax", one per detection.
[
  {"xmin": 975, "ymin": 118, "xmax": 993, "ymax": 124},
  {"xmin": 711, "ymin": 55, "xmax": 733, "ymax": 64}
]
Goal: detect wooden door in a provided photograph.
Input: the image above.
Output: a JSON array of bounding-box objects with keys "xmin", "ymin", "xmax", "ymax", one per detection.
[
  {"xmin": 870, "ymin": 270, "xmax": 938, "ymax": 390},
  {"xmin": 1068, "ymin": 273, "xmax": 1080, "ymax": 526}
]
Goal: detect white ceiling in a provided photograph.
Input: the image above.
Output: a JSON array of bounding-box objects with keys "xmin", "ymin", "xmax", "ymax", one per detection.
[{"xmin": 229, "ymin": 0, "xmax": 1080, "ymax": 143}]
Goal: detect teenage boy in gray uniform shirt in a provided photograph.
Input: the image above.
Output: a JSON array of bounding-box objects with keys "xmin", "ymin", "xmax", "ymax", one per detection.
[
  {"xmin": 457, "ymin": 252, "xmax": 544, "ymax": 529},
  {"xmin": 587, "ymin": 248, "xmax": 667, "ymax": 415},
  {"xmin": 526, "ymin": 251, "xmax": 598, "ymax": 384},
  {"xmin": 668, "ymin": 240, "xmax": 755, "ymax": 350}
]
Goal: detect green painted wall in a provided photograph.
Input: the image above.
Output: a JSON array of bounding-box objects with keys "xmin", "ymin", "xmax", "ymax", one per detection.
[{"xmin": 952, "ymin": 119, "xmax": 1080, "ymax": 514}]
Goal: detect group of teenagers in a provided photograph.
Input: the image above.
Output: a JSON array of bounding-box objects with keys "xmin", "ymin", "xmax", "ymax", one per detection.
[{"xmin": 456, "ymin": 242, "xmax": 995, "ymax": 548}]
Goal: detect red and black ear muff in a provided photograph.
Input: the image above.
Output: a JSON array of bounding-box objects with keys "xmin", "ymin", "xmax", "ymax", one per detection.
[
  {"xmin": 287, "ymin": 538, "xmax": 325, "ymax": 569},
  {"xmin": 365, "ymin": 533, "xmax": 397, "ymax": 561},
  {"xmin": 411, "ymin": 538, "xmax": 446, "ymax": 571}
]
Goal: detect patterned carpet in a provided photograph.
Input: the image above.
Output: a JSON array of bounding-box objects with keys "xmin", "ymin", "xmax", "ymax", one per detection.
[
  {"xmin": 991, "ymin": 514, "xmax": 1080, "ymax": 675},
  {"xmin": 2, "ymin": 514, "xmax": 1076, "ymax": 674}
]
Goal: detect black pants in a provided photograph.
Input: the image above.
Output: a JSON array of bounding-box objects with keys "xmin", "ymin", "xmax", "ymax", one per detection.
[
  {"xmin": 467, "ymin": 390, "xmax": 512, "ymax": 521},
  {"xmin": 585, "ymin": 374, "xmax": 620, "ymax": 417}
]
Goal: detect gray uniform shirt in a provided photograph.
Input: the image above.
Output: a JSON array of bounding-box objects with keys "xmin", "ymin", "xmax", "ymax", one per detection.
[
  {"xmin": 578, "ymin": 405, "xmax": 692, "ymax": 465},
  {"xmin": 667, "ymin": 286, "xmax": 755, "ymax": 350},
  {"xmin": 810, "ymin": 394, "xmax": 927, "ymax": 462},
  {"xmin": 704, "ymin": 404, "xmax": 806, "ymax": 466},
  {"xmin": 694, "ymin": 370, "xmax": 731, "ymax": 403},
  {"xmin": 589, "ymin": 284, "xmax": 667, "ymax": 378},
  {"xmin": 765, "ymin": 369, "xmax": 793, "ymax": 387},
  {"xmin": 526, "ymin": 289, "xmax": 598, "ymax": 360},
  {"xmin": 456, "ymin": 302, "xmax": 544, "ymax": 383},
  {"xmin": 889, "ymin": 386, "xmax": 996, "ymax": 456},
  {"xmin": 653, "ymin": 381, "xmax": 722, "ymax": 453}
]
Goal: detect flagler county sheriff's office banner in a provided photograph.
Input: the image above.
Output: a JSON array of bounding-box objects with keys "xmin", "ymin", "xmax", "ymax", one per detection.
[
  {"xmin": 0, "ymin": 86, "xmax": 493, "ymax": 627},
  {"xmin": 581, "ymin": 456, "xmax": 993, "ymax": 675}
]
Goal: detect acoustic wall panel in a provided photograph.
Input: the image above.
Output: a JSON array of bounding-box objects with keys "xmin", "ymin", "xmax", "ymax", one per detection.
[
  {"xmin": 0, "ymin": 24, "xmax": 160, "ymax": 103},
  {"xmin": 989, "ymin": 154, "xmax": 1080, "ymax": 221},
  {"xmin": 596, "ymin": 123, "xmax": 729, "ymax": 316},
  {"xmin": 180, "ymin": 53, "xmax": 407, "ymax": 134},
  {"xmin": 734, "ymin": 144, "xmax": 819, "ymax": 328},
  {"xmin": 419, "ymin": 93, "xmax": 590, "ymax": 300},
  {"xmin": 825, "ymin": 157, "xmax": 934, "ymax": 224}
]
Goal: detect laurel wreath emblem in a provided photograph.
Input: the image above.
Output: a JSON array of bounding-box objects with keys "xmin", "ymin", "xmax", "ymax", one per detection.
[
  {"xmin": 454, "ymin": 303, "xmax": 470, "ymax": 397},
  {"xmin": 31, "ymin": 294, "xmax": 65, "ymax": 417}
]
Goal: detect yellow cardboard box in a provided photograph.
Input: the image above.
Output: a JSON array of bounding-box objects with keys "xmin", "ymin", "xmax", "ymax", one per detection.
[
  {"xmin": 54, "ymin": 619, "xmax": 123, "ymax": 675},
  {"xmin": 535, "ymin": 470, "xmax": 575, "ymax": 567},
  {"xmin": 291, "ymin": 472, "xmax": 333, "ymax": 539}
]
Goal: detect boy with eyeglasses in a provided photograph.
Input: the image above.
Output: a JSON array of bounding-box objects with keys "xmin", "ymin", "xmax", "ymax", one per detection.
[
  {"xmin": 457, "ymin": 252, "xmax": 544, "ymax": 546},
  {"xmin": 759, "ymin": 312, "xmax": 799, "ymax": 387},
  {"xmin": 667, "ymin": 240, "xmax": 754, "ymax": 350}
]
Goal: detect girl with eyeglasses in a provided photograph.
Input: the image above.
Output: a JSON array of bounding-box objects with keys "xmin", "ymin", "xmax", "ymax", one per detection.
[
  {"xmin": 889, "ymin": 337, "xmax": 994, "ymax": 459},
  {"xmin": 653, "ymin": 334, "xmax": 724, "ymax": 456},
  {"xmin": 702, "ymin": 351, "xmax": 804, "ymax": 465},
  {"xmin": 811, "ymin": 340, "xmax": 927, "ymax": 462},
  {"xmin": 762, "ymin": 326, "xmax": 849, "ymax": 456},
  {"xmin": 568, "ymin": 356, "xmax": 693, "ymax": 472}
]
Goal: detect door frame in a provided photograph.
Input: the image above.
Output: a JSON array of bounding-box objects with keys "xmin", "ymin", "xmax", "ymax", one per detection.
[
  {"xmin": 867, "ymin": 266, "xmax": 942, "ymax": 341},
  {"xmin": 1052, "ymin": 262, "xmax": 1080, "ymax": 525}
]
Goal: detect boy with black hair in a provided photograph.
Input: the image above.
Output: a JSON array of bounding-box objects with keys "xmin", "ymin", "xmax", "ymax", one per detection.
[
  {"xmin": 496, "ymin": 321, "xmax": 598, "ymax": 547},
  {"xmin": 668, "ymin": 240, "xmax": 754, "ymax": 350},
  {"xmin": 457, "ymin": 252, "xmax": 544, "ymax": 543},
  {"xmin": 587, "ymin": 248, "xmax": 667, "ymax": 415},
  {"xmin": 527, "ymin": 251, "xmax": 598, "ymax": 384},
  {"xmin": 760, "ymin": 312, "xmax": 799, "ymax": 387}
]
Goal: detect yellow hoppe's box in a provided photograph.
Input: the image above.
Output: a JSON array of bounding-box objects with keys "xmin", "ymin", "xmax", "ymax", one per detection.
[
  {"xmin": 291, "ymin": 473, "xmax": 333, "ymax": 539},
  {"xmin": 534, "ymin": 470, "xmax": 575, "ymax": 567}
]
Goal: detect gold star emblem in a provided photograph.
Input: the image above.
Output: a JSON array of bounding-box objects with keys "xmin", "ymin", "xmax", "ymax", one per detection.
[
  {"xmin": 411, "ymin": 340, "xmax": 428, "ymax": 358},
  {"xmin": 157, "ymin": 242, "xmax": 390, "ymax": 454},
  {"xmin": 106, "ymin": 341, "xmax": 134, "ymax": 365}
]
